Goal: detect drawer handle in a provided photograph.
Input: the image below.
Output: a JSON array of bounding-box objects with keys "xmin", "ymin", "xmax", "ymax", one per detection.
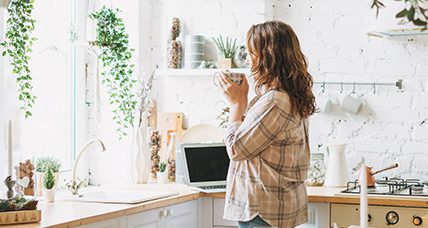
[
  {"xmin": 160, "ymin": 209, "xmax": 168, "ymax": 217},
  {"xmin": 167, "ymin": 209, "xmax": 174, "ymax": 217}
]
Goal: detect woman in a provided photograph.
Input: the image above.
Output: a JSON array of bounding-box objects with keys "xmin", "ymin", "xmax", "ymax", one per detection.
[{"xmin": 217, "ymin": 21, "xmax": 316, "ymax": 228}]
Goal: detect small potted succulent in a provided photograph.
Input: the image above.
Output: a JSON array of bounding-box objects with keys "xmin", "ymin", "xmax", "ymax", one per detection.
[
  {"xmin": 35, "ymin": 157, "xmax": 61, "ymax": 196},
  {"xmin": 213, "ymin": 35, "xmax": 238, "ymax": 69},
  {"xmin": 156, "ymin": 162, "xmax": 168, "ymax": 184},
  {"xmin": 42, "ymin": 168, "xmax": 56, "ymax": 203}
]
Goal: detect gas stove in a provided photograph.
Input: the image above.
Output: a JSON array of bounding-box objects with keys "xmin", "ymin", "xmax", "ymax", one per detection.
[
  {"xmin": 331, "ymin": 177, "xmax": 428, "ymax": 227},
  {"xmin": 340, "ymin": 177, "xmax": 428, "ymax": 197}
]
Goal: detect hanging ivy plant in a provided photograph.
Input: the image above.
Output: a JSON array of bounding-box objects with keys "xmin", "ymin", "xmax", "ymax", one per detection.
[
  {"xmin": 0, "ymin": 0, "xmax": 37, "ymax": 118},
  {"xmin": 371, "ymin": 0, "xmax": 428, "ymax": 31},
  {"xmin": 90, "ymin": 6, "xmax": 138, "ymax": 139}
]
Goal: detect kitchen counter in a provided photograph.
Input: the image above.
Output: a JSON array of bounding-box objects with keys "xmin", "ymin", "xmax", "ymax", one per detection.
[
  {"xmin": 8, "ymin": 184, "xmax": 202, "ymax": 228},
  {"xmin": 210, "ymin": 186, "xmax": 428, "ymax": 208},
  {"xmin": 6, "ymin": 185, "xmax": 428, "ymax": 228}
]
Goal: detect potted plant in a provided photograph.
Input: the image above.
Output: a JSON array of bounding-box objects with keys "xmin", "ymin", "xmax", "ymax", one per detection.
[
  {"xmin": 35, "ymin": 157, "xmax": 61, "ymax": 196},
  {"xmin": 371, "ymin": 0, "xmax": 428, "ymax": 31},
  {"xmin": 90, "ymin": 6, "xmax": 138, "ymax": 139},
  {"xmin": 213, "ymin": 35, "xmax": 238, "ymax": 69},
  {"xmin": 156, "ymin": 162, "xmax": 168, "ymax": 184},
  {"xmin": 0, "ymin": 0, "xmax": 37, "ymax": 118},
  {"xmin": 42, "ymin": 168, "xmax": 56, "ymax": 203}
]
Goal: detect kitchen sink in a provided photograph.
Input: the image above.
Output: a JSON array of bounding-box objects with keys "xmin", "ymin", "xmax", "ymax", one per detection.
[{"xmin": 61, "ymin": 189, "xmax": 178, "ymax": 204}]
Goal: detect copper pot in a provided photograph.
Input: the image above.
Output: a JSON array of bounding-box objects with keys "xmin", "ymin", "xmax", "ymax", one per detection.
[{"xmin": 359, "ymin": 163, "xmax": 399, "ymax": 187}]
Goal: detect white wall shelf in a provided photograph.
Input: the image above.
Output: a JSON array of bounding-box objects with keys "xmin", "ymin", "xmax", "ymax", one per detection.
[
  {"xmin": 155, "ymin": 68, "xmax": 251, "ymax": 77},
  {"xmin": 367, "ymin": 28, "xmax": 428, "ymax": 38}
]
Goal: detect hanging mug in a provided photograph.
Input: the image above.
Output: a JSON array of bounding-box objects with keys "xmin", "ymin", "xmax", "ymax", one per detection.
[
  {"xmin": 341, "ymin": 92, "xmax": 362, "ymax": 115},
  {"xmin": 317, "ymin": 91, "xmax": 333, "ymax": 114}
]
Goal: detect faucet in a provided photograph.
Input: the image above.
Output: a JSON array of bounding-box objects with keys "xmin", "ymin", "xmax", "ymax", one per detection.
[{"xmin": 69, "ymin": 138, "xmax": 106, "ymax": 195}]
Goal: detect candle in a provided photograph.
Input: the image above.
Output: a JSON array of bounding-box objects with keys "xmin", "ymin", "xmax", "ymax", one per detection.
[
  {"xmin": 360, "ymin": 161, "xmax": 368, "ymax": 228},
  {"xmin": 8, "ymin": 120, "xmax": 13, "ymax": 177}
]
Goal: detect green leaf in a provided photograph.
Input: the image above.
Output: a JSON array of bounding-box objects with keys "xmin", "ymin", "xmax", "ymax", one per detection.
[
  {"xmin": 396, "ymin": 8, "xmax": 408, "ymax": 18},
  {"xmin": 413, "ymin": 19, "xmax": 427, "ymax": 26},
  {"xmin": 407, "ymin": 7, "xmax": 415, "ymax": 21}
]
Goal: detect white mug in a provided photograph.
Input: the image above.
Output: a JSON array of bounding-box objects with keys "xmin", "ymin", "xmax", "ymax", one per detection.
[
  {"xmin": 317, "ymin": 93, "xmax": 333, "ymax": 113},
  {"xmin": 341, "ymin": 93, "xmax": 362, "ymax": 114}
]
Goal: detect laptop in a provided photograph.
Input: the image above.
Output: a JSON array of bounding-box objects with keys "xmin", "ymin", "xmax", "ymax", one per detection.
[{"xmin": 180, "ymin": 143, "xmax": 230, "ymax": 193}]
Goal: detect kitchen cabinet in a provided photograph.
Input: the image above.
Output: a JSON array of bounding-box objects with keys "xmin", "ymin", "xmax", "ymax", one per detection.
[
  {"xmin": 127, "ymin": 206, "xmax": 163, "ymax": 228},
  {"xmin": 77, "ymin": 217, "xmax": 127, "ymax": 228},
  {"xmin": 128, "ymin": 200, "xmax": 197, "ymax": 228},
  {"xmin": 213, "ymin": 198, "xmax": 238, "ymax": 227},
  {"xmin": 296, "ymin": 202, "xmax": 330, "ymax": 228},
  {"xmin": 210, "ymin": 198, "xmax": 329, "ymax": 228},
  {"xmin": 77, "ymin": 200, "xmax": 197, "ymax": 228}
]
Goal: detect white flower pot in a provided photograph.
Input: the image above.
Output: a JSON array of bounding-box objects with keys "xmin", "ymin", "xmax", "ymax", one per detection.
[
  {"xmin": 36, "ymin": 172, "xmax": 59, "ymax": 196},
  {"xmin": 156, "ymin": 172, "xmax": 168, "ymax": 184},
  {"xmin": 0, "ymin": 0, "xmax": 10, "ymax": 9},
  {"xmin": 43, "ymin": 188, "xmax": 56, "ymax": 203}
]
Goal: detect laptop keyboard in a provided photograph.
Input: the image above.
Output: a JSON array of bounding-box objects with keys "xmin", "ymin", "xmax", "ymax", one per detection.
[{"xmin": 199, "ymin": 185, "xmax": 226, "ymax": 190}]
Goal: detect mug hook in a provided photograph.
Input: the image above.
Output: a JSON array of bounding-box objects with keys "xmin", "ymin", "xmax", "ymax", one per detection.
[
  {"xmin": 352, "ymin": 82, "xmax": 356, "ymax": 94},
  {"xmin": 340, "ymin": 82, "xmax": 344, "ymax": 94},
  {"xmin": 372, "ymin": 82, "xmax": 376, "ymax": 94},
  {"xmin": 321, "ymin": 82, "xmax": 326, "ymax": 93}
]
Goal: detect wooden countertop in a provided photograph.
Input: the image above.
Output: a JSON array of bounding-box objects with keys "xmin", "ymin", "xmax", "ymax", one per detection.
[
  {"xmin": 209, "ymin": 186, "xmax": 428, "ymax": 208},
  {"xmin": 5, "ymin": 185, "xmax": 428, "ymax": 228},
  {"xmin": 7, "ymin": 184, "xmax": 203, "ymax": 228}
]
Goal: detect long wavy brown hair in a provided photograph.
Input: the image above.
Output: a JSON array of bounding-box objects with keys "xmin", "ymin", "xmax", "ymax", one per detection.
[{"xmin": 246, "ymin": 21, "xmax": 316, "ymax": 119}]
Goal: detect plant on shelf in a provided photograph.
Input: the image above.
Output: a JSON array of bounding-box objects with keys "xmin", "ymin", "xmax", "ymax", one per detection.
[
  {"xmin": 90, "ymin": 6, "xmax": 138, "ymax": 139},
  {"xmin": 43, "ymin": 168, "xmax": 56, "ymax": 203},
  {"xmin": 371, "ymin": 0, "xmax": 428, "ymax": 31},
  {"xmin": 213, "ymin": 35, "xmax": 238, "ymax": 68},
  {"xmin": 0, "ymin": 0, "xmax": 37, "ymax": 118}
]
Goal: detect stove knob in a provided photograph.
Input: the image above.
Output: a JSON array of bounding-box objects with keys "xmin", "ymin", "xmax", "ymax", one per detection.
[
  {"xmin": 413, "ymin": 216, "xmax": 423, "ymax": 226},
  {"xmin": 386, "ymin": 211, "xmax": 399, "ymax": 225}
]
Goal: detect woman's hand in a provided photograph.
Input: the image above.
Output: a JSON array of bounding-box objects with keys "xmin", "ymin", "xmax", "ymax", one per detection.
[
  {"xmin": 217, "ymin": 72, "xmax": 249, "ymax": 108},
  {"xmin": 217, "ymin": 72, "xmax": 249, "ymax": 122}
]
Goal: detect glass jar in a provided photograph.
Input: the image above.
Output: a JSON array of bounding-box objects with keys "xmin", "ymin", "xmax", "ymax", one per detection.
[
  {"xmin": 167, "ymin": 132, "xmax": 178, "ymax": 182},
  {"xmin": 306, "ymin": 153, "xmax": 326, "ymax": 186}
]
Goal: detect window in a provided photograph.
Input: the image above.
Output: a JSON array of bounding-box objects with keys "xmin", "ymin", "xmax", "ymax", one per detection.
[{"xmin": 0, "ymin": 0, "xmax": 79, "ymax": 177}]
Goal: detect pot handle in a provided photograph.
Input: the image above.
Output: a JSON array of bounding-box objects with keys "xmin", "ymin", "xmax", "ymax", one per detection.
[{"xmin": 371, "ymin": 163, "xmax": 399, "ymax": 175}]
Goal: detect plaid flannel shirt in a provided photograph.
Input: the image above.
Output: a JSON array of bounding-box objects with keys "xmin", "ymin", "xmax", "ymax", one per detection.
[{"xmin": 223, "ymin": 90, "xmax": 310, "ymax": 228}]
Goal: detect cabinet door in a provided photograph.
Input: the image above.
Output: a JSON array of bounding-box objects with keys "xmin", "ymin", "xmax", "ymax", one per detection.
[
  {"xmin": 77, "ymin": 217, "xmax": 126, "ymax": 228},
  {"xmin": 163, "ymin": 200, "xmax": 198, "ymax": 228},
  {"xmin": 213, "ymin": 198, "xmax": 239, "ymax": 227},
  {"xmin": 296, "ymin": 202, "xmax": 330, "ymax": 228},
  {"xmin": 127, "ymin": 207, "xmax": 163, "ymax": 228}
]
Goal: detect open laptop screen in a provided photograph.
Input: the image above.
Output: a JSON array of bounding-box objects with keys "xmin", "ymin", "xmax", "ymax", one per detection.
[{"xmin": 184, "ymin": 146, "xmax": 230, "ymax": 183}]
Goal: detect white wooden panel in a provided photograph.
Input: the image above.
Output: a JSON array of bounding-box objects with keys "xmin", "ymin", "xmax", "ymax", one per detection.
[
  {"xmin": 213, "ymin": 198, "xmax": 239, "ymax": 227},
  {"xmin": 77, "ymin": 217, "xmax": 126, "ymax": 228}
]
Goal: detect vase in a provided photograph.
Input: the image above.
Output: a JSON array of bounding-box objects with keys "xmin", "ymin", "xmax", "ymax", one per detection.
[
  {"xmin": 43, "ymin": 188, "xmax": 56, "ymax": 203},
  {"xmin": 217, "ymin": 57, "xmax": 237, "ymax": 69},
  {"xmin": 36, "ymin": 172, "xmax": 60, "ymax": 196},
  {"xmin": 156, "ymin": 172, "xmax": 168, "ymax": 184},
  {"xmin": 131, "ymin": 112, "xmax": 151, "ymax": 184}
]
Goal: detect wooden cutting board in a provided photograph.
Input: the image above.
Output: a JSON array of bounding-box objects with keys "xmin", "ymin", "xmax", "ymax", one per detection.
[
  {"xmin": 157, "ymin": 112, "xmax": 186, "ymax": 160},
  {"xmin": 0, "ymin": 210, "xmax": 41, "ymax": 225}
]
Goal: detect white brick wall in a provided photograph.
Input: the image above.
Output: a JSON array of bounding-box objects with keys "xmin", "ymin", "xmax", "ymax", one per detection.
[{"xmin": 89, "ymin": 0, "xmax": 428, "ymax": 184}]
